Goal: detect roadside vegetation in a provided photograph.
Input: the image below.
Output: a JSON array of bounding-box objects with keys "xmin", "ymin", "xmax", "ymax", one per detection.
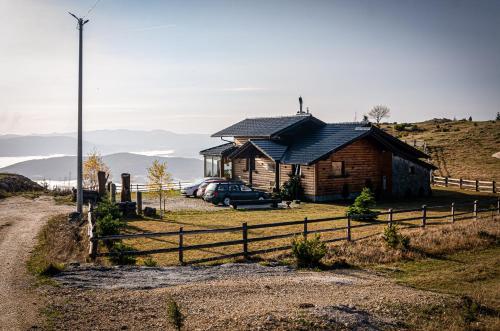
[{"xmin": 27, "ymin": 214, "xmax": 88, "ymax": 281}]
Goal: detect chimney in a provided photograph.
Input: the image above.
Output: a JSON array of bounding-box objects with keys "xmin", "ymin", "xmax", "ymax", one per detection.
[{"xmin": 298, "ymin": 96, "xmax": 303, "ymax": 114}]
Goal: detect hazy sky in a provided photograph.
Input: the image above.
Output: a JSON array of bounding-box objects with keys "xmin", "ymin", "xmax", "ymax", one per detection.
[{"xmin": 1, "ymin": 0, "xmax": 499, "ymax": 135}]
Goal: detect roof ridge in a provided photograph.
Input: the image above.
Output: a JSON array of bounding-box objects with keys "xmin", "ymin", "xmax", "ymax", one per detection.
[{"xmin": 244, "ymin": 114, "xmax": 312, "ymax": 120}]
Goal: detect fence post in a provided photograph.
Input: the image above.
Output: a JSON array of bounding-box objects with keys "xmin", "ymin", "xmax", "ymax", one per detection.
[
  {"xmin": 88, "ymin": 211, "xmax": 98, "ymax": 260},
  {"xmin": 137, "ymin": 191, "xmax": 142, "ymax": 215},
  {"xmin": 388, "ymin": 208, "xmax": 393, "ymax": 226},
  {"xmin": 445, "ymin": 177, "xmax": 448, "ymax": 187},
  {"xmin": 497, "ymin": 197, "xmax": 500, "ymax": 216},
  {"xmin": 178, "ymin": 227, "xmax": 184, "ymax": 265},
  {"xmin": 451, "ymin": 202, "xmax": 455, "ymax": 223},
  {"xmin": 347, "ymin": 215, "xmax": 351, "ymax": 241},
  {"xmin": 110, "ymin": 183, "xmax": 116, "ymax": 203},
  {"xmin": 459, "ymin": 178, "xmax": 463, "ymax": 190},
  {"xmin": 303, "ymin": 217, "xmax": 308, "ymax": 239},
  {"xmin": 421, "ymin": 205, "xmax": 427, "ymax": 228},
  {"xmin": 475, "ymin": 180, "xmax": 479, "ymax": 192},
  {"xmin": 492, "ymin": 180, "xmax": 496, "ymax": 194},
  {"xmin": 473, "ymin": 200, "xmax": 478, "ymax": 220},
  {"xmin": 242, "ymin": 222, "xmax": 248, "ymax": 260},
  {"xmin": 179, "ymin": 181, "xmax": 182, "ymax": 190}
]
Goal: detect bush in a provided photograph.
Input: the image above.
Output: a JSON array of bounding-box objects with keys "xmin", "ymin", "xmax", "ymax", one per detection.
[
  {"xmin": 394, "ymin": 123, "xmax": 407, "ymax": 131},
  {"xmin": 280, "ymin": 174, "xmax": 303, "ymax": 201},
  {"xmin": 346, "ymin": 188, "xmax": 377, "ymax": 219},
  {"xmin": 291, "ymin": 235, "xmax": 327, "ymax": 268},
  {"xmin": 382, "ymin": 224, "xmax": 410, "ymax": 250},
  {"xmin": 95, "ymin": 199, "xmax": 122, "ymax": 220},
  {"xmin": 109, "ymin": 242, "xmax": 136, "ymax": 265},
  {"xmin": 95, "ymin": 214, "xmax": 126, "ymax": 237},
  {"xmin": 167, "ymin": 297, "xmax": 185, "ymax": 331},
  {"xmin": 143, "ymin": 257, "xmax": 158, "ymax": 267}
]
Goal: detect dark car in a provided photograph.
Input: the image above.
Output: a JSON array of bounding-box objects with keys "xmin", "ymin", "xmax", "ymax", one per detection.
[{"xmin": 204, "ymin": 182, "xmax": 270, "ymax": 206}]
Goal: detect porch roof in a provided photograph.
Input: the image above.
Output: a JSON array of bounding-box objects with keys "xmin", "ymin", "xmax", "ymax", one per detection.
[{"xmin": 199, "ymin": 143, "xmax": 237, "ymax": 157}]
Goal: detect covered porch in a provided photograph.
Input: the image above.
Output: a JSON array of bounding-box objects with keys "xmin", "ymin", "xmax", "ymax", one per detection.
[{"xmin": 199, "ymin": 143, "xmax": 237, "ymax": 178}]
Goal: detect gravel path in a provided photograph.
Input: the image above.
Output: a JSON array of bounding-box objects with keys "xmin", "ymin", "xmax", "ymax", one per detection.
[
  {"xmin": 54, "ymin": 263, "xmax": 355, "ymax": 290},
  {"xmin": 48, "ymin": 264, "xmax": 449, "ymax": 330},
  {"xmin": 0, "ymin": 196, "xmax": 73, "ymax": 331}
]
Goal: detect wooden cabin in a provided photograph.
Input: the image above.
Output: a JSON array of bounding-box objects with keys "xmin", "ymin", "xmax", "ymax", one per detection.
[{"xmin": 200, "ymin": 114, "xmax": 435, "ymax": 201}]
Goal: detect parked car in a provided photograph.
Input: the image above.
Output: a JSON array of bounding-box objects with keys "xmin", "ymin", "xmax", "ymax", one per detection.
[
  {"xmin": 195, "ymin": 178, "xmax": 228, "ymax": 198},
  {"xmin": 181, "ymin": 178, "xmax": 221, "ymax": 197},
  {"xmin": 204, "ymin": 182, "xmax": 270, "ymax": 206}
]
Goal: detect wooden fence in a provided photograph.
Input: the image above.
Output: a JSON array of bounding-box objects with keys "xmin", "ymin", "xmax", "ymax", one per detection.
[
  {"xmin": 432, "ymin": 175, "xmax": 497, "ymax": 193},
  {"xmin": 114, "ymin": 181, "xmax": 194, "ymax": 193},
  {"xmin": 88, "ymin": 197, "xmax": 500, "ymax": 265}
]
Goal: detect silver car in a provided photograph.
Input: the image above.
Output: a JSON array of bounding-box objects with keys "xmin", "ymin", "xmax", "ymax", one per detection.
[{"xmin": 181, "ymin": 178, "xmax": 222, "ymax": 197}]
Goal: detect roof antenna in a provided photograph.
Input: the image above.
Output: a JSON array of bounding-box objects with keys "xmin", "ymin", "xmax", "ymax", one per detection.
[
  {"xmin": 298, "ymin": 96, "xmax": 303, "ymax": 114},
  {"xmin": 306, "ymin": 107, "xmax": 309, "ymax": 114}
]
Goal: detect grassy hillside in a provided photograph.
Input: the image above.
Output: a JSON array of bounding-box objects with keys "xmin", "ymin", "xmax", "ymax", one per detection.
[{"xmin": 382, "ymin": 119, "xmax": 500, "ymax": 181}]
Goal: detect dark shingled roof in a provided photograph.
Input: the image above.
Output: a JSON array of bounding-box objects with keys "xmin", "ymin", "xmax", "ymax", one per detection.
[
  {"xmin": 247, "ymin": 139, "xmax": 288, "ymax": 161},
  {"xmin": 199, "ymin": 143, "xmax": 237, "ymax": 156},
  {"xmin": 282, "ymin": 123, "xmax": 370, "ymax": 164},
  {"xmin": 211, "ymin": 114, "xmax": 322, "ymax": 138}
]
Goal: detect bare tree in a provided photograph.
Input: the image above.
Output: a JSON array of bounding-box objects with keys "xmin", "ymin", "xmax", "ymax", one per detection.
[{"xmin": 368, "ymin": 105, "xmax": 391, "ymax": 126}]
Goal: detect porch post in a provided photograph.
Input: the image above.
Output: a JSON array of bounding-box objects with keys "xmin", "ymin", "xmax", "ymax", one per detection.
[
  {"xmin": 275, "ymin": 161, "xmax": 280, "ymax": 193},
  {"xmin": 219, "ymin": 157, "xmax": 225, "ymax": 178}
]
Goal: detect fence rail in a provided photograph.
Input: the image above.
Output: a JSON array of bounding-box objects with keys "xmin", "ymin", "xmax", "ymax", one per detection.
[
  {"xmin": 87, "ymin": 197, "xmax": 500, "ymax": 265},
  {"xmin": 114, "ymin": 181, "xmax": 194, "ymax": 193},
  {"xmin": 432, "ymin": 175, "xmax": 497, "ymax": 193}
]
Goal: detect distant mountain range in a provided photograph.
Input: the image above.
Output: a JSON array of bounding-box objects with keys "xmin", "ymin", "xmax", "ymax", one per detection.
[
  {"xmin": 0, "ymin": 129, "xmax": 222, "ymax": 158},
  {"xmin": 0, "ymin": 153, "xmax": 203, "ymax": 183}
]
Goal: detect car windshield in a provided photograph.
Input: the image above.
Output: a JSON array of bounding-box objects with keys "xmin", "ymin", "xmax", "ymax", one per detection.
[{"xmin": 205, "ymin": 183, "xmax": 217, "ymax": 192}]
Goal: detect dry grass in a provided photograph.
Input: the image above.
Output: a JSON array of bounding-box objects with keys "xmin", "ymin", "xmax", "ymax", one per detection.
[
  {"xmin": 27, "ymin": 214, "xmax": 89, "ymax": 277},
  {"xmin": 382, "ymin": 119, "xmax": 500, "ymax": 181},
  {"xmin": 98, "ymin": 187, "xmax": 499, "ymax": 266},
  {"xmin": 324, "ymin": 216, "xmax": 500, "ymax": 266}
]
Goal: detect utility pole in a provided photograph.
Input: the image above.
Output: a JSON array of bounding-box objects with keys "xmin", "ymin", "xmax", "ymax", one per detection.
[{"xmin": 69, "ymin": 13, "xmax": 89, "ymax": 217}]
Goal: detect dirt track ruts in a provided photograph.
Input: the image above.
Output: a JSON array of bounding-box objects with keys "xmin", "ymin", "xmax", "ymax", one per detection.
[{"xmin": 0, "ymin": 196, "xmax": 72, "ymax": 331}]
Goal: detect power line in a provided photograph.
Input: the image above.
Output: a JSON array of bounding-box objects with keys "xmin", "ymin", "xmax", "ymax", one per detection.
[{"xmin": 83, "ymin": 0, "xmax": 101, "ymax": 19}]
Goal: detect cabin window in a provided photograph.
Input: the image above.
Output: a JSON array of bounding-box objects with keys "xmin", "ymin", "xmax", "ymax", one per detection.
[
  {"xmin": 331, "ymin": 161, "xmax": 345, "ymax": 177},
  {"xmin": 204, "ymin": 156, "xmax": 221, "ymax": 177},
  {"xmin": 245, "ymin": 157, "xmax": 255, "ymax": 171},
  {"xmin": 291, "ymin": 164, "xmax": 301, "ymax": 176}
]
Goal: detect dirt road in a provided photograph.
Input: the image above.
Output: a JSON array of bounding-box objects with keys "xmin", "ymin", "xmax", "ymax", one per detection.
[{"xmin": 0, "ymin": 196, "xmax": 73, "ymax": 331}]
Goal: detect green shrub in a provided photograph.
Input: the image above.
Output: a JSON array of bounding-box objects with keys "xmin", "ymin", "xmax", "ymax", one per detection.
[
  {"xmin": 382, "ymin": 224, "xmax": 410, "ymax": 250},
  {"xmin": 291, "ymin": 235, "xmax": 327, "ymax": 268},
  {"xmin": 109, "ymin": 242, "xmax": 136, "ymax": 265},
  {"xmin": 394, "ymin": 123, "xmax": 407, "ymax": 131},
  {"xmin": 346, "ymin": 188, "xmax": 377, "ymax": 219},
  {"xmin": 95, "ymin": 214, "xmax": 126, "ymax": 237},
  {"xmin": 167, "ymin": 297, "xmax": 185, "ymax": 331},
  {"xmin": 280, "ymin": 174, "xmax": 303, "ymax": 201},
  {"xmin": 143, "ymin": 257, "xmax": 158, "ymax": 267},
  {"xmin": 95, "ymin": 199, "xmax": 121, "ymax": 220}
]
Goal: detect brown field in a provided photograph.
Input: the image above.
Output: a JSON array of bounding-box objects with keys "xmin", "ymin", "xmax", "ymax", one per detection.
[
  {"xmin": 99, "ymin": 187, "xmax": 499, "ymax": 266},
  {"xmin": 381, "ymin": 119, "xmax": 500, "ymax": 181}
]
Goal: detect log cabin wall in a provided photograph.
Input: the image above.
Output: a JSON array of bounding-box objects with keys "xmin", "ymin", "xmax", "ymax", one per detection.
[
  {"xmin": 278, "ymin": 163, "xmax": 316, "ymax": 199},
  {"xmin": 315, "ymin": 137, "xmax": 388, "ymax": 201},
  {"xmin": 232, "ymin": 158, "xmax": 249, "ymax": 183},
  {"xmin": 234, "ymin": 137, "xmax": 253, "ymax": 146},
  {"xmin": 252, "ymin": 157, "xmax": 276, "ymax": 191}
]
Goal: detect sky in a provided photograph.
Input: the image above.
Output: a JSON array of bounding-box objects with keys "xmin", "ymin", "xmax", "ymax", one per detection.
[{"xmin": 1, "ymin": 0, "xmax": 499, "ymax": 135}]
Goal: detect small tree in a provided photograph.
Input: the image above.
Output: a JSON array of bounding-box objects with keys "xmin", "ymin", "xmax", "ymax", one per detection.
[
  {"xmin": 346, "ymin": 187, "xmax": 377, "ymax": 219},
  {"xmin": 368, "ymin": 105, "xmax": 390, "ymax": 126},
  {"xmin": 468, "ymin": 116, "xmax": 472, "ymax": 121},
  {"xmin": 362, "ymin": 114, "xmax": 369, "ymax": 122},
  {"xmin": 167, "ymin": 297, "xmax": 185, "ymax": 331},
  {"xmin": 83, "ymin": 150, "xmax": 110, "ymax": 189},
  {"xmin": 496, "ymin": 112, "xmax": 500, "ymax": 121},
  {"xmin": 280, "ymin": 174, "xmax": 303, "ymax": 201},
  {"xmin": 291, "ymin": 235, "xmax": 327, "ymax": 268},
  {"xmin": 147, "ymin": 160, "xmax": 171, "ymax": 217}
]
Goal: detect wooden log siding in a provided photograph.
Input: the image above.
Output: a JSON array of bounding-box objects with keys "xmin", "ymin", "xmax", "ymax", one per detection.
[
  {"xmin": 232, "ymin": 158, "xmax": 249, "ymax": 183},
  {"xmin": 252, "ymin": 157, "xmax": 277, "ymax": 190},
  {"xmin": 316, "ymin": 138, "xmax": 386, "ymax": 198}
]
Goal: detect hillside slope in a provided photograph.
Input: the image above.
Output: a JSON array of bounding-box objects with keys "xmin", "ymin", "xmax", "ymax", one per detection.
[{"xmin": 383, "ymin": 119, "xmax": 500, "ymax": 181}]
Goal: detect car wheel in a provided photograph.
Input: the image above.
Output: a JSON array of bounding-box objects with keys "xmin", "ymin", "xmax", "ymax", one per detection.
[
  {"xmin": 223, "ymin": 197, "xmax": 231, "ymax": 206},
  {"xmin": 192, "ymin": 189, "xmax": 198, "ymax": 198}
]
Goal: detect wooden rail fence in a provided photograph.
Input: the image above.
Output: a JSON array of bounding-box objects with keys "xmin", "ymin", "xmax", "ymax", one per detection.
[
  {"xmin": 114, "ymin": 181, "xmax": 194, "ymax": 193},
  {"xmin": 432, "ymin": 175, "xmax": 497, "ymax": 193},
  {"xmin": 87, "ymin": 197, "xmax": 500, "ymax": 265}
]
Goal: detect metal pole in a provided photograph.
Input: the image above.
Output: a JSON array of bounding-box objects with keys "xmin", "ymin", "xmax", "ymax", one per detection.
[{"xmin": 70, "ymin": 13, "xmax": 89, "ymax": 217}]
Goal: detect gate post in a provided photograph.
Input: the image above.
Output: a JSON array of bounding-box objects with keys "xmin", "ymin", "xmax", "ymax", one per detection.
[
  {"xmin": 421, "ymin": 205, "xmax": 427, "ymax": 228},
  {"xmin": 242, "ymin": 222, "xmax": 248, "ymax": 260},
  {"xmin": 178, "ymin": 227, "xmax": 184, "ymax": 265}
]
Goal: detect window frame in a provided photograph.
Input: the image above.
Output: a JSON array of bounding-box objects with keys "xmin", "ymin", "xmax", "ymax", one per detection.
[{"xmin": 330, "ymin": 161, "xmax": 346, "ymax": 178}]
